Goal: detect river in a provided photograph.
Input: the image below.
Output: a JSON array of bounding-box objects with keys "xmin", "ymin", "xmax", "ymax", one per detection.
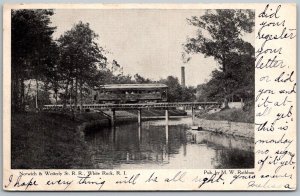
[{"xmin": 84, "ymin": 117, "xmax": 254, "ymax": 169}]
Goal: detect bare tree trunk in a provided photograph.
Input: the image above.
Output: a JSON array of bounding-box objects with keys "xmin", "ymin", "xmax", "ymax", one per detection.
[
  {"xmin": 17, "ymin": 77, "xmax": 22, "ymax": 111},
  {"xmin": 20, "ymin": 76, "xmax": 25, "ymax": 111},
  {"xmin": 55, "ymin": 92, "xmax": 58, "ymax": 106},
  {"xmin": 75, "ymin": 76, "xmax": 78, "ymax": 110},
  {"xmin": 79, "ymin": 79, "xmax": 83, "ymax": 113},
  {"xmin": 14, "ymin": 77, "xmax": 19, "ymax": 111},
  {"xmin": 223, "ymin": 97, "xmax": 229, "ymax": 109},
  {"xmin": 11, "ymin": 71, "xmax": 18, "ymax": 112},
  {"xmin": 25, "ymin": 80, "xmax": 32, "ymax": 102},
  {"xmin": 35, "ymin": 79, "xmax": 39, "ymax": 110},
  {"xmin": 222, "ymin": 59, "xmax": 229, "ymax": 109},
  {"xmin": 70, "ymin": 79, "xmax": 74, "ymax": 111},
  {"xmin": 12, "ymin": 63, "xmax": 23, "ymax": 112},
  {"xmin": 63, "ymin": 80, "xmax": 70, "ymax": 109},
  {"xmin": 54, "ymin": 82, "xmax": 58, "ymax": 106}
]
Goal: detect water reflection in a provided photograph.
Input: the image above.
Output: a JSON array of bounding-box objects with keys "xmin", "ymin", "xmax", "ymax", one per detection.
[{"xmin": 85, "ymin": 118, "xmax": 254, "ymax": 169}]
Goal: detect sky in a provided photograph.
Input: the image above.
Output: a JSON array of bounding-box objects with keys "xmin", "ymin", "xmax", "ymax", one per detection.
[{"xmin": 50, "ymin": 9, "xmax": 254, "ymax": 87}]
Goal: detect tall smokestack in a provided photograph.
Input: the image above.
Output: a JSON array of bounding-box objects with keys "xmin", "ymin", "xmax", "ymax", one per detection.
[{"xmin": 181, "ymin": 66, "xmax": 185, "ymax": 87}]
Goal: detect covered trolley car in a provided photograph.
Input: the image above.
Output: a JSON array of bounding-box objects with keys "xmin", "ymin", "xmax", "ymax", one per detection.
[{"xmin": 93, "ymin": 83, "xmax": 168, "ymax": 104}]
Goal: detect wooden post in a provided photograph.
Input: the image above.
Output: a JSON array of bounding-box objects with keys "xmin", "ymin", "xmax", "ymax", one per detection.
[
  {"xmin": 165, "ymin": 109, "xmax": 169, "ymax": 125},
  {"xmin": 111, "ymin": 109, "xmax": 116, "ymax": 127},
  {"xmin": 165, "ymin": 109, "xmax": 169, "ymax": 143},
  {"xmin": 138, "ymin": 109, "xmax": 142, "ymax": 126},
  {"xmin": 138, "ymin": 125, "xmax": 141, "ymax": 143},
  {"xmin": 165, "ymin": 124, "xmax": 169, "ymax": 143}
]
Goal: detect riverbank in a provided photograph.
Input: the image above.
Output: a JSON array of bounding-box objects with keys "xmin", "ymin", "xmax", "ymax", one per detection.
[
  {"xmin": 197, "ymin": 108, "xmax": 254, "ymax": 123},
  {"xmin": 11, "ymin": 110, "xmax": 187, "ymax": 168},
  {"xmin": 194, "ymin": 108, "xmax": 254, "ymax": 139},
  {"xmin": 11, "ymin": 111, "xmax": 141, "ymax": 168},
  {"xmin": 11, "ymin": 109, "xmax": 254, "ymax": 169},
  {"xmin": 11, "ymin": 112, "xmax": 94, "ymax": 169},
  {"xmin": 194, "ymin": 118, "xmax": 254, "ymax": 139}
]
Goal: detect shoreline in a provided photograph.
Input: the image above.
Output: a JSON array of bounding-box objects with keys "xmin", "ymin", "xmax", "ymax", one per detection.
[
  {"xmin": 80, "ymin": 113, "xmax": 254, "ymax": 140},
  {"xmin": 193, "ymin": 118, "xmax": 254, "ymax": 139},
  {"xmin": 11, "ymin": 112, "xmax": 254, "ymax": 169}
]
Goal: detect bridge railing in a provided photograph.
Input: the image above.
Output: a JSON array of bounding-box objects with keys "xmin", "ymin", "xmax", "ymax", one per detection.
[{"xmin": 43, "ymin": 102, "xmax": 221, "ymax": 111}]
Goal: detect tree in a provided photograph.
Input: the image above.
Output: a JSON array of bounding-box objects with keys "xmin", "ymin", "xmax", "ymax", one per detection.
[
  {"xmin": 57, "ymin": 21, "xmax": 107, "ymax": 111},
  {"xmin": 111, "ymin": 60, "xmax": 121, "ymax": 73},
  {"xmin": 181, "ymin": 86, "xmax": 196, "ymax": 102},
  {"xmin": 159, "ymin": 76, "xmax": 181, "ymax": 102},
  {"xmin": 184, "ymin": 9, "xmax": 255, "ymax": 108},
  {"xmin": 159, "ymin": 76, "xmax": 195, "ymax": 102},
  {"xmin": 11, "ymin": 9, "xmax": 56, "ymax": 111},
  {"xmin": 44, "ymin": 42, "xmax": 61, "ymax": 105},
  {"xmin": 134, "ymin": 74, "xmax": 152, "ymax": 84}
]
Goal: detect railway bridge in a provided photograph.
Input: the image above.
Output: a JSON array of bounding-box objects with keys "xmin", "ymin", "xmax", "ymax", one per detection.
[{"xmin": 43, "ymin": 102, "xmax": 221, "ymax": 126}]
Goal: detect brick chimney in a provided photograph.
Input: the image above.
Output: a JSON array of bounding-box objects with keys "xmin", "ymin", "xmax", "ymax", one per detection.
[{"xmin": 181, "ymin": 66, "xmax": 185, "ymax": 87}]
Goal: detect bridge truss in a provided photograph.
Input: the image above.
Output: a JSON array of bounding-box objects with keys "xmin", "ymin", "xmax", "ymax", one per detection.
[
  {"xmin": 43, "ymin": 102, "xmax": 221, "ymax": 127},
  {"xmin": 43, "ymin": 102, "xmax": 221, "ymax": 110}
]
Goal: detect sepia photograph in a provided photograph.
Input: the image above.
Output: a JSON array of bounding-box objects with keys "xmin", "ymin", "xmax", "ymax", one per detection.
[
  {"xmin": 10, "ymin": 8, "xmax": 255, "ymax": 170},
  {"xmin": 3, "ymin": 2, "xmax": 298, "ymax": 191}
]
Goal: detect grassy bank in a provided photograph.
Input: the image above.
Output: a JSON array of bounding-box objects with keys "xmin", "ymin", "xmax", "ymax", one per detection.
[
  {"xmin": 11, "ymin": 109, "xmax": 186, "ymax": 169},
  {"xmin": 197, "ymin": 108, "xmax": 254, "ymax": 123},
  {"xmin": 11, "ymin": 112, "xmax": 98, "ymax": 169}
]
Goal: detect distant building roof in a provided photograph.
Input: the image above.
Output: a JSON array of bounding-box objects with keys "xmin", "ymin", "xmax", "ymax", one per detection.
[{"xmin": 96, "ymin": 83, "xmax": 168, "ymax": 90}]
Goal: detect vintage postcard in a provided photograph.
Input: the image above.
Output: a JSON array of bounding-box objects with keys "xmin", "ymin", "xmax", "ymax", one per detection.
[{"xmin": 2, "ymin": 3, "xmax": 296, "ymax": 191}]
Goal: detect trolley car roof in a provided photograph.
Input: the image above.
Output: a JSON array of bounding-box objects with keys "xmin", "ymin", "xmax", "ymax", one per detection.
[{"xmin": 96, "ymin": 83, "xmax": 168, "ymax": 90}]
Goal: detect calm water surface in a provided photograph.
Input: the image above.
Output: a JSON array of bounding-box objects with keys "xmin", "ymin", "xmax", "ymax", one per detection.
[{"xmin": 85, "ymin": 118, "xmax": 254, "ymax": 169}]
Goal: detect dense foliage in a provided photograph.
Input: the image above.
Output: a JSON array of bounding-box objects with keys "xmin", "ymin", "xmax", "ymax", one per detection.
[
  {"xmin": 184, "ymin": 10, "xmax": 255, "ymax": 108},
  {"xmin": 11, "ymin": 9, "xmax": 196, "ymax": 112},
  {"xmin": 12, "ymin": 9, "xmax": 255, "ymax": 111},
  {"xmin": 159, "ymin": 76, "xmax": 196, "ymax": 102},
  {"xmin": 11, "ymin": 9, "xmax": 56, "ymax": 111},
  {"xmin": 56, "ymin": 21, "xmax": 107, "ymax": 109}
]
